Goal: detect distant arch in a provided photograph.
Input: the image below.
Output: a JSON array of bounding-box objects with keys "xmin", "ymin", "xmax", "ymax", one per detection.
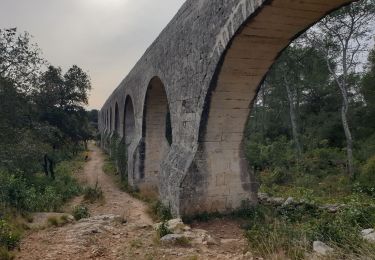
[
  {"xmin": 106, "ymin": 109, "xmax": 110, "ymax": 131},
  {"xmin": 114, "ymin": 102, "xmax": 120, "ymax": 135},
  {"xmin": 124, "ymin": 96, "xmax": 135, "ymax": 145},
  {"xmin": 109, "ymin": 107, "xmax": 113, "ymax": 132}
]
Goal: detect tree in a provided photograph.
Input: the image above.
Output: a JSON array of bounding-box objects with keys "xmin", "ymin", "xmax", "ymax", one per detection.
[
  {"xmin": 0, "ymin": 28, "xmax": 45, "ymax": 93},
  {"xmin": 35, "ymin": 65, "xmax": 92, "ymax": 144},
  {"xmin": 269, "ymin": 47, "xmax": 305, "ymax": 157},
  {"xmin": 307, "ymin": 0, "xmax": 375, "ymax": 178}
]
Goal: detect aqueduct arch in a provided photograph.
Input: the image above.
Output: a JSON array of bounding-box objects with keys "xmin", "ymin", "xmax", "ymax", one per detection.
[
  {"xmin": 114, "ymin": 102, "xmax": 120, "ymax": 135},
  {"xmin": 137, "ymin": 77, "xmax": 173, "ymax": 193},
  {"xmin": 100, "ymin": 0, "xmax": 355, "ymax": 216},
  {"xmin": 124, "ymin": 96, "xmax": 135, "ymax": 146}
]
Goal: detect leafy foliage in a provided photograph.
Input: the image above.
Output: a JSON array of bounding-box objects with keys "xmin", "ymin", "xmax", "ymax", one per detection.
[
  {"xmin": 244, "ymin": 203, "xmax": 375, "ymax": 259},
  {"xmin": 83, "ymin": 182, "xmax": 104, "ymax": 204},
  {"xmin": 72, "ymin": 205, "xmax": 90, "ymax": 221}
]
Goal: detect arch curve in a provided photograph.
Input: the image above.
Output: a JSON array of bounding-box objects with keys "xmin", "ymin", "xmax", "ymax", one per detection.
[
  {"xmin": 99, "ymin": 0, "xmax": 356, "ymax": 217},
  {"xmin": 137, "ymin": 76, "xmax": 173, "ymax": 194}
]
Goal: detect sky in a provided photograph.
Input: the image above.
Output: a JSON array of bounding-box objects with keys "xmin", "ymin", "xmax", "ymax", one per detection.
[{"xmin": 0, "ymin": 0, "xmax": 185, "ymax": 109}]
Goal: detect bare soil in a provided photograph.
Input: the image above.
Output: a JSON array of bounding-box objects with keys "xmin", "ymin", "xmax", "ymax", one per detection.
[{"xmin": 16, "ymin": 144, "xmax": 250, "ymax": 260}]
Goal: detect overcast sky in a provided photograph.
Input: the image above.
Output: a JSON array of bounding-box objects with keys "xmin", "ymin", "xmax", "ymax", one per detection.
[{"xmin": 0, "ymin": 0, "xmax": 185, "ymax": 109}]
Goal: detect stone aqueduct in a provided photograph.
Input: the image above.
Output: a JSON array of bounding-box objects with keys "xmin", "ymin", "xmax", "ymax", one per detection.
[{"xmin": 99, "ymin": 0, "xmax": 355, "ymax": 216}]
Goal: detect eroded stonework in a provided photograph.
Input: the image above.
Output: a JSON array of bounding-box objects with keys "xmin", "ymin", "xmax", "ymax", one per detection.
[{"xmin": 99, "ymin": 0, "xmax": 354, "ymax": 216}]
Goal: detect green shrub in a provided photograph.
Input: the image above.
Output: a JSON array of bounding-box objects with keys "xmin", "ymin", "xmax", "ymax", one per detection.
[
  {"xmin": 246, "ymin": 220, "xmax": 309, "ymax": 260},
  {"xmin": 103, "ymin": 159, "xmax": 117, "ymax": 176},
  {"xmin": 149, "ymin": 201, "xmax": 172, "ymax": 222},
  {"xmin": 72, "ymin": 205, "xmax": 90, "ymax": 220},
  {"xmin": 110, "ymin": 133, "xmax": 120, "ymax": 160},
  {"xmin": 311, "ymin": 217, "xmax": 358, "ymax": 245},
  {"xmin": 116, "ymin": 139, "xmax": 128, "ymax": 181},
  {"xmin": 60, "ymin": 215, "xmax": 70, "ymax": 225},
  {"xmin": 240, "ymin": 203, "xmax": 375, "ymax": 259},
  {"xmin": 83, "ymin": 182, "xmax": 104, "ymax": 203},
  {"xmin": 0, "ymin": 157, "xmax": 82, "ymax": 212},
  {"xmin": 260, "ymin": 167, "xmax": 290, "ymax": 186},
  {"xmin": 156, "ymin": 221, "xmax": 171, "ymax": 238},
  {"xmin": 357, "ymin": 155, "xmax": 375, "ymax": 196},
  {"xmin": 0, "ymin": 246, "xmax": 14, "ymax": 260},
  {"xmin": 301, "ymin": 148, "xmax": 345, "ymax": 178},
  {"xmin": 47, "ymin": 216, "xmax": 59, "ymax": 227},
  {"xmin": 0, "ymin": 220, "xmax": 20, "ymax": 250}
]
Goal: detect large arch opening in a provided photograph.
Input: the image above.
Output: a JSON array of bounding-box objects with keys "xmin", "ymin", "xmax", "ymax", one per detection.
[
  {"xmin": 114, "ymin": 102, "xmax": 120, "ymax": 135},
  {"xmin": 139, "ymin": 77, "xmax": 172, "ymax": 193},
  {"xmin": 184, "ymin": 0, "xmax": 354, "ymax": 215}
]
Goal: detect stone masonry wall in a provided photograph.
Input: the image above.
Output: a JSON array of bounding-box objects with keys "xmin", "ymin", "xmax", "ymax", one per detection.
[{"xmin": 99, "ymin": 0, "xmax": 354, "ymax": 216}]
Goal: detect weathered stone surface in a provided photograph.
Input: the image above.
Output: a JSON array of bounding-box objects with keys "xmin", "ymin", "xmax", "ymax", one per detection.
[
  {"xmin": 154, "ymin": 218, "xmax": 188, "ymax": 234},
  {"xmin": 362, "ymin": 229, "xmax": 375, "ymax": 243},
  {"xmin": 99, "ymin": 0, "xmax": 355, "ymax": 217},
  {"xmin": 362, "ymin": 228, "xmax": 375, "ymax": 236},
  {"xmin": 282, "ymin": 197, "xmax": 294, "ymax": 207},
  {"xmin": 160, "ymin": 234, "xmax": 188, "ymax": 245},
  {"xmin": 267, "ymin": 197, "xmax": 285, "ymax": 206},
  {"xmin": 319, "ymin": 204, "xmax": 344, "ymax": 213},
  {"xmin": 257, "ymin": 192, "xmax": 269, "ymax": 202},
  {"xmin": 313, "ymin": 241, "xmax": 334, "ymax": 256}
]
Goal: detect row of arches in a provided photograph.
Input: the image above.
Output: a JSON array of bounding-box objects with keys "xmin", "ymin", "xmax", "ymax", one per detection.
[
  {"xmin": 102, "ymin": 77, "xmax": 171, "ymax": 194},
  {"xmin": 99, "ymin": 0, "xmax": 355, "ymax": 216}
]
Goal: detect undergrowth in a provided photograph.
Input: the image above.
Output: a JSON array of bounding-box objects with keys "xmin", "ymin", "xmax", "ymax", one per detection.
[
  {"xmin": 244, "ymin": 203, "xmax": 375, "ymax": 259},
  {"xmin": 0, "ymin": 153, "xmax": 85, "ymax": 257},
  {"xmin": 72, "ymin": 205, "xmax": 90, "ymax": 220},
  {"xmin": 83, "ymin": 181, "xmax": 104, "ymax": 204}
]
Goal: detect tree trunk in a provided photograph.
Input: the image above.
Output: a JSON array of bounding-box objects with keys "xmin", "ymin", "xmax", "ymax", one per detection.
[
  {"xmin": 326, "ymin": 55, "xmax": 355, "ymax": 178},
  {"xmin": 339, "ymin": 84, "xmax": 355, "ymax": 178},
  {"xmin": 284, "ymin": 78, "xmax": 302, "ymax": 157}
]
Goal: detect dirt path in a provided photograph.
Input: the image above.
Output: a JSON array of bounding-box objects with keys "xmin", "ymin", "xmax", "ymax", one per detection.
[{"xmin": 16, "ymin": 144, "xmax": 250, "ymax": 260}]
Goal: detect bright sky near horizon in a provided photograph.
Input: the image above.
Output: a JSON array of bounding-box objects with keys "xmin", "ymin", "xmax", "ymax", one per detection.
[{"xmin": 0, "ymin": 0, "xmax": 185, "ymax": 109}]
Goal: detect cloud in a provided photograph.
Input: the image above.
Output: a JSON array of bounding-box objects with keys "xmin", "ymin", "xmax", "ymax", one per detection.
[{"xmin": 0, "ymin": 0, "xmax": 185, "ymax": 109}]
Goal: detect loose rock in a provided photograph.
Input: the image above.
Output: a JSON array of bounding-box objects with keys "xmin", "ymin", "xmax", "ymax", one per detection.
[
  {"xmin": 362, "ymin": 229, "xmax": 375, "ymax": 243},
  {"xmin": 282, "ymin": 197, "xmax": 294, "ymax": 207},
  {"xmin": 160, "ymin": 234, "xmax": 189, "ymax": 245},
  {"xmin": 313, "ymin": 241, "xmax": 334, "ymax": 256}
]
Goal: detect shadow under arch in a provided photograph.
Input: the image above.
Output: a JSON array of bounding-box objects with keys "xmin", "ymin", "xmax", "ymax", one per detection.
[
  {"xmin": 114, "ymin": 102, "xmax": 120, "ymax": 135},
  {"xmin": 182, "ymin": 0, "xmax": 354, "ymax": 216},
  {"xmin": 109, "ymin": 107, "xmax": 113, "ymax": 133},
  {"xmin": 138, "ymin": 76, "xmax": 172, "ymax": 194},
  {"xmin": 124, "ymin": 96, "xmax": 135, "ymax": 146}
]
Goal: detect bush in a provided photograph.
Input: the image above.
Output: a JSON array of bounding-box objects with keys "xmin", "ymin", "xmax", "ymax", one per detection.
[
  {"xmin": 103, "ymin": 159, "xmax": 117, "ymax": 176},
  {"xmin": 246, "ymin": 220, "xmax": 309, "ymax": 260},
  {"xmin": 240, "ymin": 203, "xmax": 375, "ymax": 259},
  {"xmin": 149, "ymin": 201, "xmax": 172, "ymax": 222},
  {"xmin": 72, "ymin": 205, "xmax": 90, "ymax": 220},
  {"xmin": 357, "ymin": 155, "xmax": 375, "ymax": 196},
  {"xmin": 116, "ymin": 139, "xmax": 128, "ymax": 181},
  {"xmin": 0, "ymin": 220, "xmax": 20, "ymax": 250},
  {"xmin": 110, "ymin": 133, "xmax": 120, "ymax": 160},
  {"xmin": 47, "ymin": 217, "xmax": 59, "ymax": 227},
  {"xmin": 260, "ymin": 167, "xmax": 290, "ymax": 186},
  {"xmin": 0, "ymin": 246, "xmax": 14, "ymax": 260},
  {"xmin": 156, "ymin": 221, "xmax": 171, "ymax": 238},
  {"xmin": 0, "ymin": 158, "xmax": 82, "ymax": 213},
  {"xmin": 83, "ymin": 182, "xmax": 104, "ymax": 203}
]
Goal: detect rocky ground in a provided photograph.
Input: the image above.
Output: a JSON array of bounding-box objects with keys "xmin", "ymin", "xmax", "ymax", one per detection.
[{"xmin": 16, "ymin": 144, "xmax": 252, "ymax": 260}]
